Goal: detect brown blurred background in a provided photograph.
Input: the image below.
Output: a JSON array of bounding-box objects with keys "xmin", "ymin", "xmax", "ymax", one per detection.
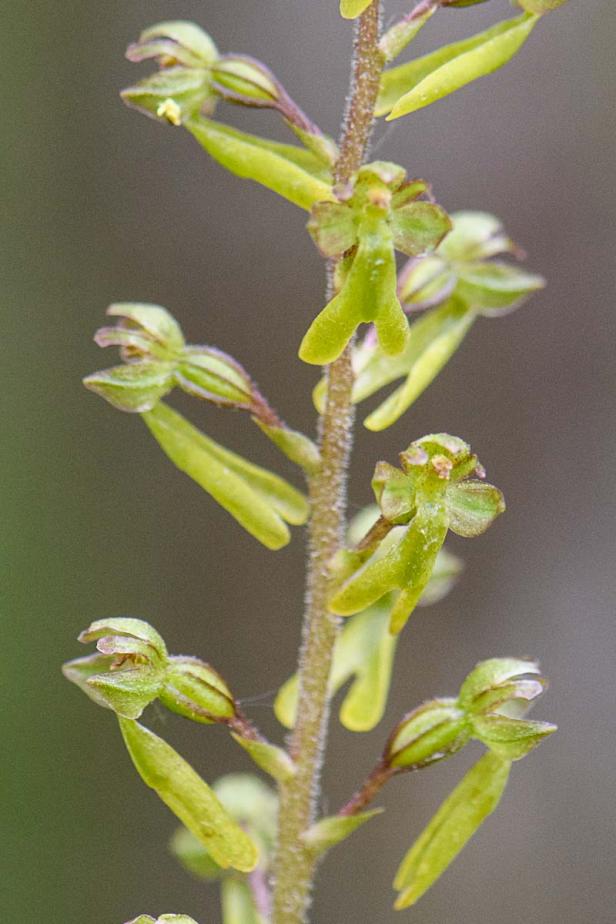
[{"xmin": 3, "ymin": 1, "xmax": 615, "ymax": 922}]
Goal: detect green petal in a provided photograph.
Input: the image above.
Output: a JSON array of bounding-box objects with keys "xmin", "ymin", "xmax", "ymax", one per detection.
[
  {"xmin": 187, "ymin": 117, "xmax": 334, "ymax": 210},
  {"xmin": 377, "ymin": 13, "xmax": 540, "ymax": 120},
  {"xmin": 391, "ymin": 201, "xmax": 452, "ymax": 257},
  {"xmin": 119, "ymin": 718, "xmax": 259, "ymax": 872},
  {"xmin": 394, "ymin": 752, "xmax": 512, "ymax": 908}
]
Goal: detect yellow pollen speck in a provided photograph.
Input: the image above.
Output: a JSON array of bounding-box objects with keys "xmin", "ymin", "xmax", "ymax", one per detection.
[{"xmin": 156, "ymin": 98, "xmax": 182, "ymax": 126}]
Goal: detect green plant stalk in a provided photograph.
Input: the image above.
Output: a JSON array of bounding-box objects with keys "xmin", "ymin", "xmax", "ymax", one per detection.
[{"xmin": 272, "ymin": 5, "xmax": 385, "ymax": 923}]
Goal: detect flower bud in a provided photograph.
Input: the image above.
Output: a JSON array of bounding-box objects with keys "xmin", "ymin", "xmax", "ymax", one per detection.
[
  {"xmin": 212, "ymin": 55, "xmax": 280, "ymax": 107},
  {"xmin": 386, "ymin": 698, "xmax": 470, "ymax": 770},
  {"xmin": 175, "ymin": 346, "xmax": 255, "ymax": 409},
  {"xmin": 458, "ymin": 658, "xmax": 546, "ymax": 715},
  {"xmin": 62, "ymin": 618, "xmax": 168, "ymax": 719},
  {"xmin": 160, "ymin": 656, "xmax": 237, "ymax": 725}
]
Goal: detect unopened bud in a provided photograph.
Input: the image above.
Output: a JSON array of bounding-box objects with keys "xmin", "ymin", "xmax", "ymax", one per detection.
[
  {"xmin": 386, "ymin": 698, "xmax": 469, "ymax": 770},
  {"xmin": 160, "ymin": 656, "xmax": 237, "ymax": 724},
  {"xmin": 212, "ymin": 55, "xmax": 280, "ymax": 106}
]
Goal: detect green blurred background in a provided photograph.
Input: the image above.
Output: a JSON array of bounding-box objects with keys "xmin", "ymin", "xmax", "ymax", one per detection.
[{"xmin": 3, "ymin": 1, "xmax": 615, "ymax": 921}]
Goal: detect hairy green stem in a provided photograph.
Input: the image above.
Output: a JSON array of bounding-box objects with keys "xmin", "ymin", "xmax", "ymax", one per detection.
[{"xmin": 272, "ymin": 6, "xmax": 384, "ymax": 923}]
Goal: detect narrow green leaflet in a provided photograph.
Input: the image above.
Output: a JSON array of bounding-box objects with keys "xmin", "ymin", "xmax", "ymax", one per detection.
[
  {"xmin": 221, "ymin": 878, "xmax": 265, "ymax": 924},
  {"xmin": 186, "ymin": 117, "xmax": 334, "ymax": 210},
  {"xmin": 275, "ymin": 599, "xmax": 396, "ymax": 732},
  {"xmin": 303, "ymin": 809, "xmax": 383, "ymax": 857},
  {"xmin": 118, "ymin": 718, "xmax": 258, "ymax": 872},
  {"xmin": 143, "ymin": 403, "xmax": 308, "ymax": 550},
  {"xmin": 360, "ymin": 299, "xmax": 476, "ymax": 431},
  {"xmin": 230, "ymin": 733, "xmax": 296, "ymax": 782},
  {"xmin": 394, "ymin": 752, "xmax": 512, "ymax": 908},
  {"xmin": 340, "ymin": 0, "xmax": 373, "ymax": 19},
  {"xmin": 377, "ymin": 13, "xmax": 540, "ymax": 120}
]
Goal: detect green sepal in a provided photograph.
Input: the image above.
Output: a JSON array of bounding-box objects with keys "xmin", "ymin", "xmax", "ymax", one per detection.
[
  {"xmin": 307, "ymin": 201, "xmax": 356, "ymax": 258},
  {"xmin": 122, "ymin": 67, "xmax": 215, "ymax": 124},
  {"xmin": 360, "ymin": 299, "xmax": 476, "ymax": 431},
  {"xmin": 231, "ymin": 734, "xmax": 296, "ymax": 782},
  {"xmin": 340, "ymin": 0, "xmax": 374, "ymax": 19},
  {"xmin": 143, "ymin": 403, "xmax": 308, "ymax": 550},
  {"xmin": 299, "ymin": 218, "xmax": 409, "ymax": 365},
  {"xmin": 471, "ymin": 714, "xmax": 557, "ymax": 759},
  {"xmin": 445, "ymin": 480, "xmax": 505, "ymax": 537},
  {"xmin": 380, "ymin": 6, "xmax": 437, "ymax": 63},
  {"xmin": 391, "ymin": 201, "xmax": 452, "ymax": 257},
  {"xmin": 62, "ymin": 652, "xmax": 163, "ymax": 719},
  {"xmin": 394, "ymin": 752, "xmax": 512, "ymax": 908},
  {"xmin": 138, "ymin": 21, "xmax": 218, "ymax": 66},
  {"xmin": 303, "ymin": 809, "xmax": 383, "ymax": 857},
  {"xmin": 255, "ymin": 420, "xmax": 322, "ymax": 475},
  {"xmin": 106, "ymin": 303, "xmax": 185, "ymax": 353},
  {"xmin": 118, "ymin": 718, "xmax": 259, "ymax": 872},
  {"xmin": 83, "ymin": 362, "xmax": 175, "ymax": 413},
  {"xmin": 456, "ymin": 261, "xmax": 545, "ymax": 312},
  {"xmin": 187, "ymin": 117, "xmax": 335, "ymax": 211},
  {"xmin": 377, "ymin": 13, "xmax": 540, "ymax": 120},
  {"xmin": 221, "ymin": 878, "xmax": 265, "ymax": 924},
  {"xmin": 160, "ymin": 656, "xmax": 237, "ymax": 724}
]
